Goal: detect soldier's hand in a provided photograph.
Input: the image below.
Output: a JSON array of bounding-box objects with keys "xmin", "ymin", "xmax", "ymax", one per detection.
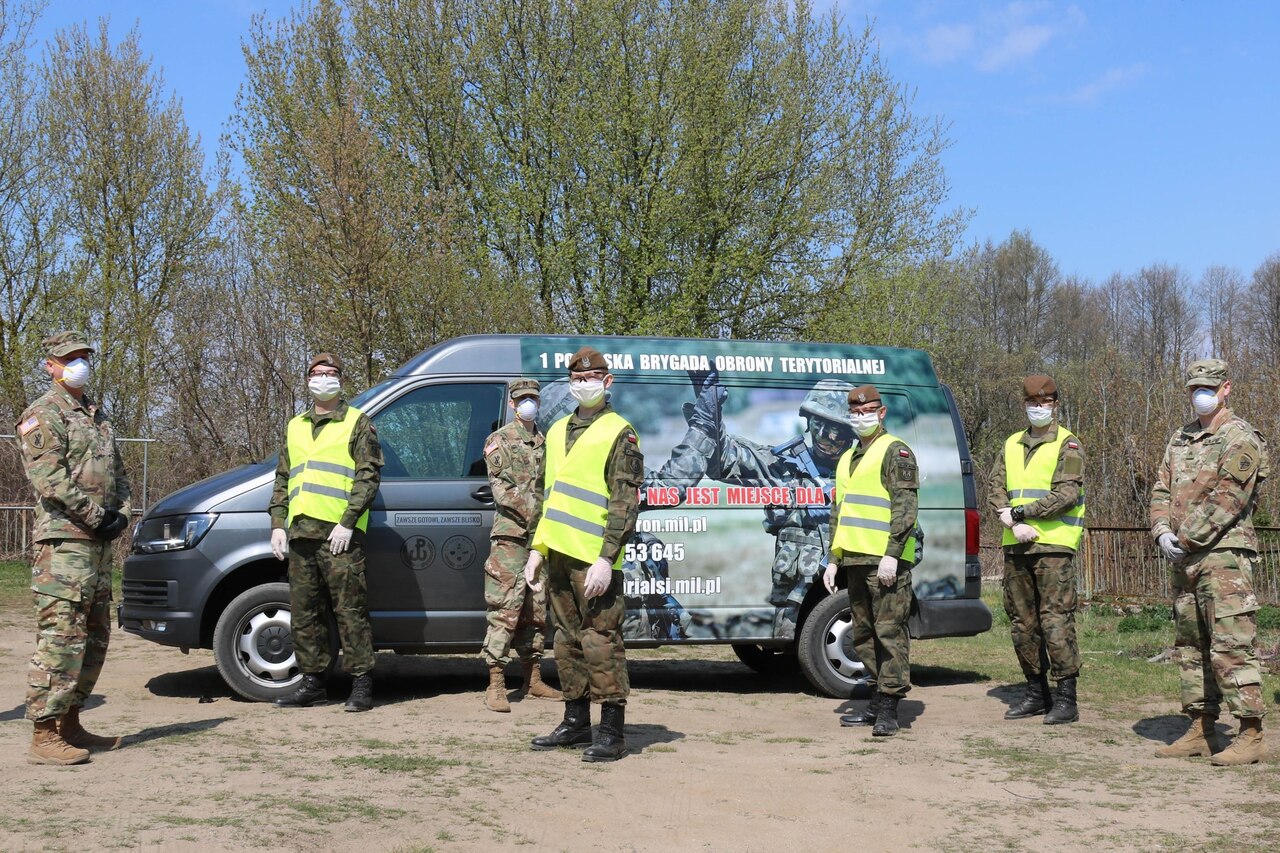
[
  {"xmin": 328, "ymin": 524, "xmax": 354, "ymax": 555},
  {"xmin": 1011, "ymin": 523, "xmax": 1039, "ymax": 544},
  {"xmin": 1157, "ymin": 532, "xmax": 1186, "ymax": 561},
  {"xmin": 271, "ymin": 528, "xmax": 288, "ymax": 561},
  {"xmin": 687, "ymin": 368, "xmax": 726, "ymax": 437},
  {"xmin": 584, "ymin": 557, "xmax": 613, "ymax": 599},
  {"xmin": 94, "ymin": 509, "xmax": 129, "ymax": 542},
  {"xmin": 998, "ymin": 507, "xmax": 1014, "ymax": 528},
  {"xmin": 822, "ymin": 562, "xmax": 838, "ymax": 594},
  {"xmin": 524, "ymin": 550, "xmax": 544, "ymax": 591},
  {"xmin": 877, "ymin": 555, "xmax": 898, "ymax": 586}
]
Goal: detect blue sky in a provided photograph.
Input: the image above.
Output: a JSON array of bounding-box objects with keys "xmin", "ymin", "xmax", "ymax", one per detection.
[{"xmin": 29, "ymin": 0, "xmax": 1280, "ymax": 285}]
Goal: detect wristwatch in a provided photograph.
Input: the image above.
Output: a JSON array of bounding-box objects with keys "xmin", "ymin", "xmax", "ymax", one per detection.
[{"xmin": 1010, "ymin": 506, "xmax": 1026, "ymax": 523}]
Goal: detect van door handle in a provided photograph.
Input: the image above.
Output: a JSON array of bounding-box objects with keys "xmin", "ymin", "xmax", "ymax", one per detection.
[{"xmin": 471, "ymin": 485, "xmax": 494, "ymax": 505}]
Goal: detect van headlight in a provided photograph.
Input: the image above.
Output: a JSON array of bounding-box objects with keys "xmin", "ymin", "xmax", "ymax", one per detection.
[{"xmin": 132, "ymin": 514, "xmax": 218, "ymax": 554}]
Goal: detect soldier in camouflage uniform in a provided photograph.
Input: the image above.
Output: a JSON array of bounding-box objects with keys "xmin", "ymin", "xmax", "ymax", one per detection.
[
  {"xmin": 269, "ymin": 353, "xmax": 383, "ymax": 712},
  {"xmin": 479, "ymin": 378, "xmax": 563, "ymax": 712},
  {"xmin": 1151, "ymin": 358, "xmax": 1269, "ymax": 765},
  {"xmin": 526, "ymin": 347, "xmax": 644, "ymax": 762},
  {"xmin": 989, "ymin": 375, "xmax": 1085, "ymax": 725},
  {"xmin": 18, "ymin": 331, "xmax": 131, "ymax": 765},
  {"xmin": 821, "ymin": 385, "xmax": 919, "ymax": 737}
]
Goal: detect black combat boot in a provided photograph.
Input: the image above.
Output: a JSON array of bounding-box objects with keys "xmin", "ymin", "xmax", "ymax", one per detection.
[
  {"xmin": 1004, "ymin": 676, "xmax": 1052, "ymax": 720},
  {"xmin": 275, "ymin": 673, "xmax": 327, "ymax": 707},
  {"xmin": 840, "ymin": 691, "xmax": 882, "ymax": 727},
  {"xmin": 582, "ymin": 702, "xmax": 627, "ymax": 762},
  {"xmin": 344, "ymin": 673, "xmax": 373, "ymax": 712},
  {"xmin": 871, "ymin": 694, "xmax": 901, "ymax": 737},
  {"xmin": 531, "ymin": 698, "xmax": 593, "ymax": 750},
  {"xmin": 1043, "ymin": 676, "xmax": 1079, "ymax": 725}
]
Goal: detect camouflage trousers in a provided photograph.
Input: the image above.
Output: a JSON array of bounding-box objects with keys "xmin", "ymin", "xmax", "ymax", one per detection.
[
  {"xmin": 480, "ymin": 538, "xmax": 548, "ymax": 667},
  {"xmin": 768, "ymin": 528, "xmax": 826, "ymax": 641},
  {"xmin": 1002, "ymin": 552, "xmax": 1081, "ymax": 681},
  {"xmin": 845, "ymin": 562, "xmax": 913, "ymax": 697},
  {"xmin": 26, "ymin": 539, "xmax": 113, "ymax": 722},
  {"xmin": 1171, "ymin": 549, "xmax": 1265, "ymax": 719},
  {"xmin": 287, "ymin": 535, "xmax": 375, "ymax": 676},
  {"xmin": 545, "ymin": 551, "xmax": 629, "ymax": 703}
]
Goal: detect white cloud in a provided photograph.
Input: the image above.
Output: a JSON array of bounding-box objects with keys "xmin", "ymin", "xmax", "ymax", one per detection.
[
  {"xmin": 903, "ymin": 1, "xmax": 1087, "ymax": 72},
  {"xmin": 922, "ymin": 24, "xmax": 976, "ymax": 63},
  {"xmin": 978, "ymin": 23, "xmax": 1054, "ymax": 71},
  {"xmin": 1066, "ymin": 63, "xmax": 1151, "ymax": 104}
]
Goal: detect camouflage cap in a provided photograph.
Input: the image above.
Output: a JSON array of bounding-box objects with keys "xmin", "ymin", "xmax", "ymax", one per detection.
[
  {"xmin": 1023, "ymin": 374, "xmax": 1058, "ymax": 399},
  {"xmin": 847, "ymin": 384, "xmax": 881, "ymax": 406},
  {"xmin": 568, "ymin": 346, "xmax": 608, "ymax": 374},
  {"xmin": 307, "ymin": 352, "xmax": 343, "ymax": 376},
  {"xmin": 43, "ymin": 330, "xmax": 94, "ymax": 358},
  {"xmin": 509, "ymin": 377, "xmax": 540, "ymax": 399},
  {"xmin": 1185, "ymin": 358, "xmax": 1227, "ymax": 389}
]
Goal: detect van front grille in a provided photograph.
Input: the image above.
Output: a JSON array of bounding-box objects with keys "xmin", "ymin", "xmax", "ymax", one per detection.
[{"xmin": 122, "ymin": 579, "xmax": 171, "ymax": 608}]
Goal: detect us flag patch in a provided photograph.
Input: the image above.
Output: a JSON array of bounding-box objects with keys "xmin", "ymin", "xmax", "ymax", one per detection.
[{"xmin": 16, "ymin": 416, "xmax": 38, "ymax": 436}]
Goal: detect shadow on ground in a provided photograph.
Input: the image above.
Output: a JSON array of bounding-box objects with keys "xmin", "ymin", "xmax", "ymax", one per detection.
[
  {"xmin": 122, "ymin": 716, "xmax": 233, "ymax": 748},
  {"xmin": 1133, "ymin": 714, "xmax": 1232, "ymax": 746}
]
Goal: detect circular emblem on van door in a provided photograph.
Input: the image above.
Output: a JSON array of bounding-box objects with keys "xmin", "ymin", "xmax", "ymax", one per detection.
[
  {"xmin": 441, "ymin": 535, "xmax": 476, "ymax": 571},
  {"xmin": 400, "ymin": 535, "xmax": 435, "ymax": 571}
]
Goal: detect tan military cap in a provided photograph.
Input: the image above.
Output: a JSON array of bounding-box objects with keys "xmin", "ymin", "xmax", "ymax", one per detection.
[
  {"xmin": 509, "ymin": 378, "xmax": 541, "ymax": 399},
  {"xmin": 1023, "ymin": 374, "xmax": 1058, "ymax": 399},
  {"xmin": 1185, "ymin": 358, "xmax": 1227, "ymax": 388},
  {"xmin": 307, "ymin": 352, "xmax": 343, "ymax": 375},
  {"xmin": 847, "ymin": 384, "xmax": 881, "ymax": 406},
  {"xmin": 44, "ymin": 331, "xmax": 94, "ymax": 358},
  {"xmin": 568, "ymin": 346, "xmax": 608, "ymax": 374}
]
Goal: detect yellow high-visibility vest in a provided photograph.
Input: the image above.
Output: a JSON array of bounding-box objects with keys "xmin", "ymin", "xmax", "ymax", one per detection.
[
  {"xmin": 1002, "ymin": 427, "xmax": 1085, "ymax": 549},
  {"xmin": 286, "ymin": 406, "xmax": 369, "ymax": 532},
  {"xmin": 832, "ymin": 432, "xmax": 918, "ymax": 562},
  {"xmin": 532, "ymin": 411, "xmax": 632, "ymax": 566}
]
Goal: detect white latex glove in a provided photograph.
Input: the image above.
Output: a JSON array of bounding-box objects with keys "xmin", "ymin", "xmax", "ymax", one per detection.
[
  {"xmin": 822, "ymin": 562, "xmax": 838, "ymax": 595},
  {"xmin": 524, "ymin": 550, "xmax": 544, "ymax": 591},
  {"xmin": 998, "ymin": 507, "xmax": 1014, "ymax": 529},
  {"xmin": 1157, "ymin": 532, "xmax": 1187, "ymax": 561},
  {"xmin": 270, "ymin": 528, "xmax": 288, "ymax": 561},
  {"xmin": 584, "ymin": 557, "xmax": 614, "ymax": 599},
  {"xmin": 1012, "ymin": 523, "xmax": 1039, "ymax": 544},
  {"xmin": 877, "ymin": 555, "xmax": 898, "ymax": 586},
  {"xmin": 328, "ymin": 524, "xmax": 354, "ymax": 555}
]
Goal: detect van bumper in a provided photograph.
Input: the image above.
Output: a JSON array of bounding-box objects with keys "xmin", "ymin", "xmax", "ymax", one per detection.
[
  {"xmin": 909, "ymin": 598, "xmax": 992, "ymax": 640},
  {"xmin": 118, "ymin": 550, "xmax": 211, "ymax": 648}
]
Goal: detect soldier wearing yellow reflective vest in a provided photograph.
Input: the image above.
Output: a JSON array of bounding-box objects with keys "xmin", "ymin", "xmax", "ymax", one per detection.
[
  {"xmin": 525, "ymin": 346, "xmax": 644, "ymax": 762},
  {"xmin": 822, "ymin": 384, "xmax": 919, "ymax": 738},
  {"xmin": 268, "ymin": 353, "xmax": 383, "ymax": 712},
  {"xmin": 989, "ymin": 374, "xmax": 1085, "ymax": 726}
]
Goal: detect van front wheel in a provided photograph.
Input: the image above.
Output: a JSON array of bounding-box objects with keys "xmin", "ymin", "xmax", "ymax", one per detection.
[
  {"xmin": 213, "ymin": 583, "xmax": 305, "ymax": 702},
  {"xmin": 797, "ymin": 593, "xmax": 870, "ymax": 698}
]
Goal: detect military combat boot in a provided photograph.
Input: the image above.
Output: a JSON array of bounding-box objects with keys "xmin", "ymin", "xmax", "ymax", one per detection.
[
  {"xmin": 275, "ymin": 673, "xmax": 327, "ymax": 707},
  {"xmin": 583, "ymin": 702, "xmax": 627, "ymax": 762},
  {"xmin": 344, "ymin": 673, "xmax": 373, "ymax": 712},
  {"xmin": 840, "ymin": 691, "xmax": 882, "ymax": 727},
  {"xmin": 1043, "ymin": 676, "xmax": 1079, "ymax": 725},
  {"xmin": 28, "ymin": 718, "xmax": 89, "ymax": 766},
  {"xmin": 59, "ymin": 706, "xmax": 121, "ymax": 751},
  {"xmin": 1210, "ymin": 717, "xmax": 1265, "ymax": 766},
  {"xmin": 520, "ymin": 658, "xmax": 563, "ymax": 700},
  {"xmin": 484, "ymin": 665, "xmax": 511, "ymax": 713},
  {"xmin": 531, "ymin": 698, "xmax": 592, "ymax": 750},
  {"xmin": 872, "ymin": 694, "xmax": 901, "ymax": 737},
  {"xmin": 1155, "ymin": 713, "xmax": 1221, "ymax": 758},
  {"xmin": 1004, "ymin": 677, "xmax": 1051, "ymax": 720}
]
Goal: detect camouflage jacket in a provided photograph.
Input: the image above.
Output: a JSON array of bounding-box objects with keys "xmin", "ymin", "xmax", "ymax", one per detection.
[
  {"xmin": 827, "ymin": 434, "xmax": 919, "ymax": 564},
  {"xmin": 988, "ymin": 423, "xmax": 1085, "ymax": 556},
  {"xmin": 17, "ymin": 383, "xmax": 131, "ymax": 543},
  {"xmin": 483, "ymin": 418, "xmax": 545, "ymax": 544},
  {"xmin": 1150, "ymin": 408, "xmax": 1268, "ymax": 554}
]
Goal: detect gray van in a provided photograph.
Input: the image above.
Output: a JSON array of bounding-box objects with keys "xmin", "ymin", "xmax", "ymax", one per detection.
[{"xmin": 121, "ymin": 335, "xmax": 990, "ymax": 701}]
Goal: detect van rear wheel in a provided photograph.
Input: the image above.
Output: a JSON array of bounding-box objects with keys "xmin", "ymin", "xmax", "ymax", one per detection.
[
  {"xmin": 797, "ymin": 593, "xmax": 870, "ymax": 698},
  {"xmin": 213, "ymin": 583, "xmax": 316, "ymax": 702}
]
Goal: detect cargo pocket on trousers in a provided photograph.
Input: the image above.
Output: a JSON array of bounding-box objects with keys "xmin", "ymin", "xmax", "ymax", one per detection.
[{"xmin": 1216, "ymin": 591, "xmax": 1259, "ymax": 619}]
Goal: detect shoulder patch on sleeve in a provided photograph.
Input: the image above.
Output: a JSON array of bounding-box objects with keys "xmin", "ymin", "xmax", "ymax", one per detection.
[
  {"xmin": 17, "ymin": 415, "xmax": 39, "ymax": 436},
  {"xmin": 484, "ymin": 440, "xmax": 499, "ymax": 456},
  {"xmin": 1066, "ymin": 440, "xmax": 1079, "ymax": 450},
  {"xmin": 898, "ymin": 448, "xmax": 911, "ymax": 457},
  {"xmin": 626, "ymin": 433, "xmax": 637, "ymax": 443},
  {"xmin": 1224, "ymin": 448, "xmax": 1257, "ymax": 482}
]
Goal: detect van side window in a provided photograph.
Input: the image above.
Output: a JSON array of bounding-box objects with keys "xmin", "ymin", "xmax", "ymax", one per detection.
[{"xmin": 372, "ymin": 383, "xmax": 505, "ymax": 479}]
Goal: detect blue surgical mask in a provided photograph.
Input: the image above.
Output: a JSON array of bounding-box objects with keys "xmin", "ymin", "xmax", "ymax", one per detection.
[{"xmin": 1192, "ymin": 388, "xmax": 1219, "ymax": 416}]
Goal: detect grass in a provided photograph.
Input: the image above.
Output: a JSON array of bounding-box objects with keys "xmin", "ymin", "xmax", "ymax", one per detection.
[{"xmin": 332, "ymin": 754, "xmax": 465, "ymax": 776}]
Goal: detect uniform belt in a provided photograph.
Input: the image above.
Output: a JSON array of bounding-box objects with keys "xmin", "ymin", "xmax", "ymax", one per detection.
[{"xmin": 778, "ymin": 528, "xmax": 825, "ymax": 545}]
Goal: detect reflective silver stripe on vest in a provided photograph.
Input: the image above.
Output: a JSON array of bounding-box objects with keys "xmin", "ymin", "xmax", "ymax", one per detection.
[
  {"xmin": 544, "ymin": 507, "xmax": 605, "ymax": 537},
  {"xmin": 299, "ymin": 482, "xmax": 351, "ymax": 501},
  {"xmin": 306, "ymin": 459, "xmax": 357, "ymax": 478},
  {"xmin": 842, "ymin": 493, "xmax": 892, "ymax": 509},
  {"xmin": 288, "ymin": 487, "xmax": 300, "ymax": 500},
  {"xmin": 1059, "ymin": 515, "xmax": 1085, "ymax": 527},
  {"xmin": 838, "ymin": 516, "xmax": 892, "ymax": 532},
  {"xmin": 551, "ymin": 481, "xmax": 609, "ymax": 509},
  {"xmin": 289, "ymin": 464, "xmax": 305, "ymax": 477},
  {"xmin": 1009, "ymin": 488, "xmax": 1051, "ymax": 500}
]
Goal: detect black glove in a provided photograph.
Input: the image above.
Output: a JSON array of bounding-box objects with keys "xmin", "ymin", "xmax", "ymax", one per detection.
[
  {"xmin": 686, "ymin": 368, "xmax": 726, "ymax": 437},
  {"xmin": 95, "ymin": 509, "xmax": 128, "ymax": 542}
]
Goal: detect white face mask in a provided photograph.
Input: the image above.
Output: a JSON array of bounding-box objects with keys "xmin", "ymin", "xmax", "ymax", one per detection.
[
  {"xmin": 59, "ymin": 358, "xmax": 91, "ymax": 389},
  {"xmin": 516, "ymin": 398, "xmax": 539, "ymax": 421},
  {"xmin": 1025, "ymin": 405, "xmax": 1054, "ymax": 427},
  {"xmin": 850, "ymin": 412, "xmax": 881, "ymax": 437},
  {"xmin": 1192, "ymin": 388, "xmax": 1219, "ymax": 416},
  {"xmin": 308, "ymin": 374, "xmax": 341, "ymax": 401},
  {"xmin": 570, "ymin": 378, "xmax": 606, "ymax": 407}
]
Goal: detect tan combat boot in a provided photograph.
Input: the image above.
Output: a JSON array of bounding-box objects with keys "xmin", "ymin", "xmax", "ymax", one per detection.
[
  {"xmin": 1155, "ymin": 713, "xmax": 1221, "ymax": 758},
  {"xmin": 60, "ymin": 706, "xmax": 122, "ymax": 751},
  {"xmin": 521, "ymin": 659, "xmax": 563, "ymax": 700},
  {"xmin": 28, "ymin": 718, "xmax": 89, "ymax": 766},
  {"xmin": 484, "ymin": 665, "xmax": 510, "ymax": 713},
  {"xmin": 1210, "ymin": 717, "xmax": 1264, "ymax": 766}
]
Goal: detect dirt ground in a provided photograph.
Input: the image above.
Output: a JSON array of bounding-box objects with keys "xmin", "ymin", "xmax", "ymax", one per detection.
[{"xmin": 0, "ymin": 605, "xmax": 1277, "ymax": 853}]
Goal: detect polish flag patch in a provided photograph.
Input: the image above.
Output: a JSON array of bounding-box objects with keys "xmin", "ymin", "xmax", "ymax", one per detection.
[
  {"xmin": 1066, "ymin": 441, "xmax": 1079, "ymax": 449},
  {"xmin": 898, "ymin": 449, "xmax": 911, "ymax": 457}
]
